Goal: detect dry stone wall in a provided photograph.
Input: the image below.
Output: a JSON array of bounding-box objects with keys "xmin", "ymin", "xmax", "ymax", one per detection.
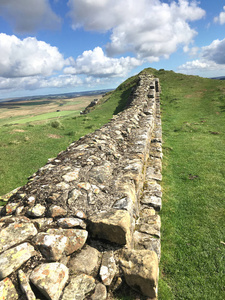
[{"xmin": 0, "ymin": 74, "xmax": 162, "ymax": 300}]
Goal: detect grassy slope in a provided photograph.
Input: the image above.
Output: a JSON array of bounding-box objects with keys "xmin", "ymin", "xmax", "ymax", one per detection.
[{"xmin": 143, "ymin": 69, "xmax": 225, "ymax": 299}]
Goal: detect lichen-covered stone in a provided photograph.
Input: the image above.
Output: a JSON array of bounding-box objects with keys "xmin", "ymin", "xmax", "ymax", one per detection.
[
  {"xmin": 57, "ymin": 217, "xmax": 86, "ymax": 229},
  {"xmin": 88, "ymin": 209, "xmax": 131, "ymax": 245},
  {"xmin": 18, "ymin": 270, "xmax": 36, "ymax": 300},
  {"xmin": 0, "ymin": 277, "xmax": 18, "ymax": 300},
  {"xmin": 69, "ymin": 245, "xmax": 100, "ymax": 276},
  {"xmin": 27, "ymin": 204, "xmax": 46, "ymax": 217},
  {"xmin": 4, "ymin": 202, "xmax": 20, "ymax": 215},
  {"xmin": 62, "ymin": 274, "xmax": 96, "ymax": 300},
  {"xmin": 62, "ymin": 169, "xmax": 80, "ymax": 182},
  {"xmin": 91, "ymin": 283, "xmax": 107, "ymax": 300},
  {"xmin": 120, "ymin": 249, "xmax": 158, "ymax": 298},
  {"xmin": 141, "ymin": 194, "xmax": 162, "ymax": 211},
  {"xmin": 133, "ymin": 231, "xmax": 161, "ymax": 260},
  {"xmin": 32, "ymin": 218, "xmax": 53, "ymax": 230},
  {"xmin": 0, "ymin": 222, "xmax": 37, "ymax": 253},
  {"xmin": 34, "ymin": 233, "xmax": 68, "ymax": 261},
  {"xmin": 30, "ymin": 262, "xmax": 69, "ymax": 300},
  {"xmin": 48, "ymin": 205, "xmax": 67, "ymax": 217},
  {"xmin": 0, "ymin": 243, "xmax": 36, "ymax": 279},
  {"xmin": 47, "ymin": 228, "xmax": 88, "ymax": 255},
  {"xmin": 136, "ymin": 215, "xmax": 161, "ymax": 238},
  {"xmin": 74, "ymin": 210, "xmax": 87, "ymax": 219},
  {"xmin": 100, "ymin": 251, "xmax": 116, "ymax": 286}
]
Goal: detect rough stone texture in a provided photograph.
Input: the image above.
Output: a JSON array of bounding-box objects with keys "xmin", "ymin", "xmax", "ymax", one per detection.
[
  {"xmin": 48, "ymin": 205, "xmax": 67, "ymax": 217},
  {"xmin": 0, "ymin": 243, "xmax": 36, "ymax": 280},
  {"xmin": 88, "ymin": 209, "xmax": 132, "ymax": 246},
  {"xmin": 91, "ymin": 283, "xmax": 107, "ymax": 300},
  {"xmin": 57, "ymin": 217, "xmax": 86, "ymax": 229},
  {"xmin": 61, "ymin": 274, "xmax": 96, "ymax": 300},
  {"xmin": 100, "ymin": 251, "xmax": 116, "ymax": 286},
  {"xmin": 120, "ymin": 249, "xmax": 158, "ymax": 298},
  {"xmin": 0, "ymin": 277, "xmax": 18, "ymax": 300},
  {"xmin": 34, "ymin": 232, "xmax": 68, "ymax": 261},
  {"xmin": 0, "ymin": 222, "xmax": 37, "ymax": 253},
  {"xmin": 27, "ymin": 204, "xmax": 46, "ymax": 217},
  {"xmin": 69, "ymin": 245, "xmax": 100, "ymax": 276},
  {"xmin": 18, "ymin": 270, "xmax": 36, "ymax": 300},
  {"xmin": 0, "ymin": 74, "xmax": 162, "ymax": 299},
  {"xmin": 46, "ymin": 228, "xmax": 88, "ymax": 255},
  {"xmin": 30, "ymin": 263, "xmax": 69, "ymax": 300}
]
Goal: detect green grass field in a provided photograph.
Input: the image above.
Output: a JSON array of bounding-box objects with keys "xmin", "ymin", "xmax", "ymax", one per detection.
[{"xmin": 0, "ymin": 68, "xmax": 224, "ymax": 299}]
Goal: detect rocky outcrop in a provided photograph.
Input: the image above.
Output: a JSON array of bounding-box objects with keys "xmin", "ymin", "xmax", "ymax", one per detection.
[{"xmin": 0, "ymin": 73, "xmax": 162, "ymax": 299}]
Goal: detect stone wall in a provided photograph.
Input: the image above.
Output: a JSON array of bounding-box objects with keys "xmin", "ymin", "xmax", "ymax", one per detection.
[{"xmin": 0, "ymin": 74, "xmax": 162, "ymax": 300}]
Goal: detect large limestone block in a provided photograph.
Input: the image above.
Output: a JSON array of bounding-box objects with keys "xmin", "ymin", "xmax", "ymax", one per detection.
[
  {"xmin": 88, "ymin": 209, "xmax": 132, "ymax": 245},
  {"xmin": 120, "ymin": 249, "xmax": 158, "ymax": 298},
  {"xmin": 0, "ymin": 222, "xmax": 37, "ymax": 253},
  {"xmin": 30, "ymin": 262, "xmax": 69, "ymax": 300},
  {"xmin": 0, "ymin": 243, "xmax": 36, "ymax": 280}
]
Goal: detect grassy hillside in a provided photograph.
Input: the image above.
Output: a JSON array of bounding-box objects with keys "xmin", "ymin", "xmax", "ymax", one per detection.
[{"xmin": 1, "ymin": 68, "xmax": 224, "ymax": 299}]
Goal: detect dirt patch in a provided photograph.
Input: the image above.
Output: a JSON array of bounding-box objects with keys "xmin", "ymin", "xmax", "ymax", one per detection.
[
  {"xmin": 10, "ymin": 129, "xmax": 26, "ymax": 134},
  {"xmin": 48, "ymin": 134, "xmax": 62, "ymax": 139}
]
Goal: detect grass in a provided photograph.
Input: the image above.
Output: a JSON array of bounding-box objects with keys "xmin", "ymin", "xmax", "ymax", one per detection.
[{"xmin": 6, "ymin": 110, "xmax": 80, "ymax": 124}]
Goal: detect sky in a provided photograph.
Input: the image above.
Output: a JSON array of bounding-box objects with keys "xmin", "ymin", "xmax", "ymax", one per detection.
[{"xmin": 0, "ymin": 0, "xmax": 225, "ymax": 99}]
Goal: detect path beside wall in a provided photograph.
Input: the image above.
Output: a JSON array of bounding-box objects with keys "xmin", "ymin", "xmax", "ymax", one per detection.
[{"xmin": 0, "ymin": 73, "xmax": 162, "ymax": 300}]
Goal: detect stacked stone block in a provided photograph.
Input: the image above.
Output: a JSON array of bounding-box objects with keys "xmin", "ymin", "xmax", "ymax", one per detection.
[{"xmin": 0, "ymin": 74, "xmax": 162, "ymax": 300}]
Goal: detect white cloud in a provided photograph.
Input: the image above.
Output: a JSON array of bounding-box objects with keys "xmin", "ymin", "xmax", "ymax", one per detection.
[
  {"xmin": 68, "ymin": 0, "xmax": 205, "ymax": 61},
  {"xmin": 214, "ymin": 6, "xmax": 225, "ymax": 25},
  {"xmin": 0, "ymin": 0, "xmax": 61, "ymax": 33},
  {"xmin": 0, "ymin": 33, "xmax": 66, "ymax": 78},
  {"xmin": 0, "ymin": 75, "xmax": 83, "ymax": 93},
  {"xmin": 178, "ymin": 38, "xmax": 225, "ymax": 75},
  {"xmin": 202, "ymin": 39, "xmax": 225, "ymax": 64},
  {"xmin": 64, "ymin": 47, "xmax": 142, "ymax": 77}
]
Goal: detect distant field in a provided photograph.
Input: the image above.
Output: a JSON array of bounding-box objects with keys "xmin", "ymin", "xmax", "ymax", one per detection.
[{"xmin": 0, "ymin": 95, "xmax": 99, "ymax": 126}]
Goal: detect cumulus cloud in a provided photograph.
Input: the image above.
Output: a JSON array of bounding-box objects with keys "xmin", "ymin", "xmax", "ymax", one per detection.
[
  {"xmin": 64, "ymin": 47, "xmax": 142, "ymax": 77},
  {"xmin": 214, "ymin": 6, "xmax": 225, "ymax": 25},
  {"xmin": 0, "ymin": 0, "xmax": 61, "ymax": 33},
  {"xmin": 201, "ymin": 39, "xmax": 225, "ymax": 64},
  {"xmin": 0, "ymin": 33, "xmax": 66, "ymax": 78},
  {"xmin": 178, "ymin": 38, "xmax": 225, "ymax": 74},
  {"xmin": 0, "ymin": 75, "xmax": 83, "ymax": 93},
  {"xmin": 68, "ymin": 0, "xmax": 205, "ymax": 61}
]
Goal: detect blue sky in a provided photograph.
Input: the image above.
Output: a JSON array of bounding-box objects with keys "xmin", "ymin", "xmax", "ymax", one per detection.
[{"xmin": 1, "ymin": 0, "xmax": 225, "ymax": 99}]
